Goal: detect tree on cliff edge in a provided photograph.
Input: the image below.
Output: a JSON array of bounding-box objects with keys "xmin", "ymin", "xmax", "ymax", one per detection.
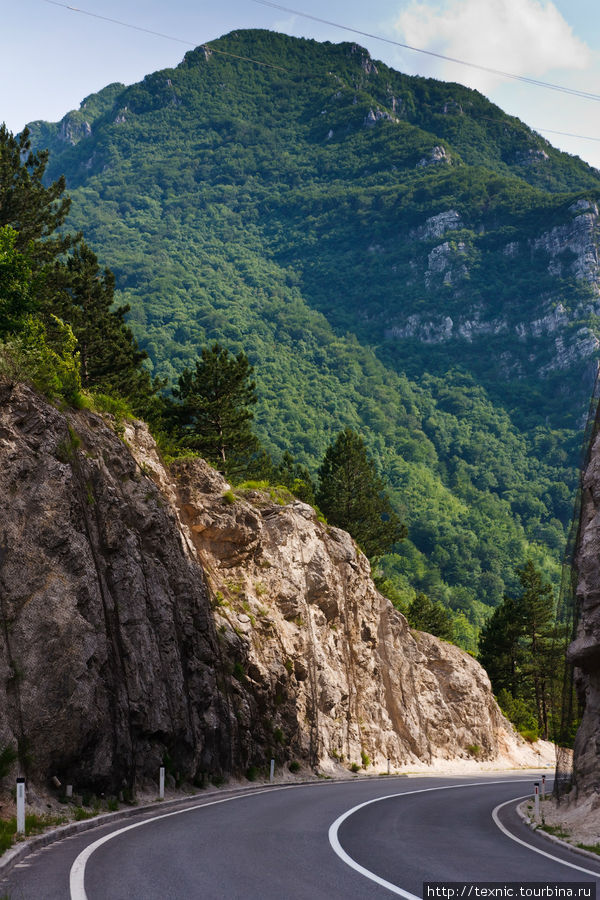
[
  {"xmin": 173, "ymin": 343, "xmax": 259, "ymax": 476},
  {"xmin": 316, "ymin": 428, "xmax": 406, "ymax": 559}
]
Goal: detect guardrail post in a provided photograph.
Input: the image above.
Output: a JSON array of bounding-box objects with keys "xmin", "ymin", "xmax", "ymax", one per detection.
[{"xmin": 16, "ymin": 777, "xmax": 25, "ymax": 834}]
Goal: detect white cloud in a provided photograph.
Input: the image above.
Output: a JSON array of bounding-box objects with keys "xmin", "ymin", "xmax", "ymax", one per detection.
[{"xmin": 393, "ymin": 0, "xmax": 591, "ymax": 91}]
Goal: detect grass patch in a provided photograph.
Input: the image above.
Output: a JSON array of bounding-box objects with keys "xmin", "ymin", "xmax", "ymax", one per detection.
[
  {"xmin": 576, "ymin": 842, "xmax": 600, "ymax": 855},
  {"xmin": 234, "ymin": 481, "xmax": 295, "ymax": 506},
  {"xmin": 539, "ymin": 823, "xmax": 570, "ymax": 839},
  {"xmin": 0, "ymin": 813, "xmax": 67, "ymax": 854},
  {"xmin": 91, "ymin": 392, "xmax": 134, "ymax": 421}
]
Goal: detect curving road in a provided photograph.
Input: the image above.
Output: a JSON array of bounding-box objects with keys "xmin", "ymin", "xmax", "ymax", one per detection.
[{"xmin": 2, "ymin": 775, "xmax": 599, "ymax": 900}]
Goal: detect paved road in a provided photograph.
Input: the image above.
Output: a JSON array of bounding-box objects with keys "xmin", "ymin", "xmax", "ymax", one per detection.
[{"xmin": 3, "ymin": 775, "xmax": 599, "ymax": 900}]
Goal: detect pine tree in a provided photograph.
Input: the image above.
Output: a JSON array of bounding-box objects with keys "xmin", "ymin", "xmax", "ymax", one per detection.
[
  {"xmin": 173, "ymin": 343, "xmax": 259, "ymax": 476},
  {"xmin": 478, "ymin": 594, "xmax": 525, "ymax": 698},
  {"xmin": 52, "ymin": 241, "xmax": 153, "ymax": 406},
  {"xmin": 478, "ymin": 560, "xmax": 558, "ymax": 739},
  {"xmin": 0, "ymin": 126, "xmax": 71, "ymax": 262},
  {"xmin": 316, "ymin": 428, "xmax": 406, "ymax": 558},
  {"xmin": 517, "ymin": 560, "xmax": 556, "ymax": 739}
]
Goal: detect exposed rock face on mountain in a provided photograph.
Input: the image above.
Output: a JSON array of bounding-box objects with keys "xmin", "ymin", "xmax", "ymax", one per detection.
[
  {"xmin": 0, "ymin": 382, "xmax": 539, "ymax": 791},
  {"xmin": 570, "ymin": 419, "xmax": 600, "ymax": 798}
]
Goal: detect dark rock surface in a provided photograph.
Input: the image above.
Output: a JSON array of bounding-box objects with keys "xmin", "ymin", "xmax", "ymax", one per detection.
[
  {"xmin": 0, "ymin": 382, "xmax": 248, "ymax": 791},
  {"xmin": 571, "ymin": 423, "xmax": 600, "ymax": 796}
]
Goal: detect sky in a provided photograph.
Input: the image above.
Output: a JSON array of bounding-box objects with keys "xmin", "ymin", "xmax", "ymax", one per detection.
[{"xmin": 2, "ymin": 0, "xmax": 600, "ymax": 170}]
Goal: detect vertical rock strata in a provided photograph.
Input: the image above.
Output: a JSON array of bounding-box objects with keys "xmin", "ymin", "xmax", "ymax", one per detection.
[
  {"xmin": 571, "ymin": 423, "xmax": 600, "ymax": 797},
  {"xmin": 0, "ymin": 383, "xmax": 532, "ymax": 791}
]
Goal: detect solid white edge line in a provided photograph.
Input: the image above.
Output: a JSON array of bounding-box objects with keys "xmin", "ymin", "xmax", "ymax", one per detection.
[
  {"xmin": 328, "ymin": 779, "xmax": 532, "ymax": 898},
  {"xmin": 328, "ymin": 799, "xmax": 421, "ymax": 899},
  {"xmin": 69, "ymin": 785, "xmax": 288, "ymax": 900},
  {"xmin": 492, "ymin": 796, "xmax": 600, "ymax": 878}
]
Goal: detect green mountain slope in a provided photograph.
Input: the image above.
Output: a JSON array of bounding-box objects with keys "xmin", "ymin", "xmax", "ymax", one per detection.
[{"xmin": 24, "ymin": 30, "xmax": 600, "ymax": 648}]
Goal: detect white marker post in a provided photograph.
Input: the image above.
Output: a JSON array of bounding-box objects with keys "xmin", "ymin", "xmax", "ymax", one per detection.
[
  {"xmin": 534, "ymin": 782, "xmax": 540, "ymax": 820},
  {"xmin": 269, "ymin": 759, "xmax": 275, "ymax": 783},
  {"xmin": 387, "ymin": 758, "xmax": 391, "ymax": 776},
  {"xmin": 16, "ymin": 777, "xmax": 25, "ymax": 835},
  {"xmin": 159, "ymin": 766, "xmax": 165, "ymax": 800},
  {"xmin": 66, "ymin": 784, "xmax": 73, "ymax": 799},
  {"xmin": 541, "ymin": 774, "xmax": 546, "ymax": 800}
]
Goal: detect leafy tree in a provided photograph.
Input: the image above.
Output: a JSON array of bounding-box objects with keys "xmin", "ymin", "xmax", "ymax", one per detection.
[
  {"xmin": 0, "ymin": 314, "xmax": 81, "ymax": 403},
  {"xmin": 406, "ymin": 592, "xmax": 455, "ymax": 641},
  {"xmin": 0, "ymin": 226, "xmax": 36, "ymax": 336},
  {"xmin": 496, "ymin": 688, "xmax": 538, "ymax": 738},
  {"xmin": 173, "ymin": 343, "xmax": 259, "ymax": 476},
  {"xmin": 273, "ymin": 450, "xmax": 315, "ymax": 503},
  {"xmin": 316, "ymin": 428, "xmax": 406, "ymax": 558}
]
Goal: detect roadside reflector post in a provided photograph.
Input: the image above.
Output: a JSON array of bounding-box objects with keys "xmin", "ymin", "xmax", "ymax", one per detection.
[
  {"xmin": 387, "ymin": 758, "xmax": 391, "ymax": 775},
  {"xmin": 270, "ymin": 759, "xmax": 275, "ymax": 783},
  {"xmin": 66, "ymin": 784, "xmax": 73, "ymax": 799},
  {"xmin": 159, "ymin": 766, "xmax": 165, "ymax": 800},
  {"xmin": 534, "ymin": 782, "xmax": 540, "ymax": 820},
  {"xmin": 541, "ymin": 774, "xmax": 546, "ymax": 800},
  {"xmin": 16, "ymin": 777, "xmax": 25, "ymax": 834}
]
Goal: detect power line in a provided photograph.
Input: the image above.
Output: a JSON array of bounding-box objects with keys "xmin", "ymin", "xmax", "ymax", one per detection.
[
  {"xmin": 41, "ymin": 0, "xmax": 287, "ymax": 71},
  {"xmin": 252, "ymin": 0, "xmax": 600, "ymax": 103},
  {"xmin": 39, "ymin": 0, "xmax": 600, "ymax": 145},
  {"xmin": 536, "ymin": 128, "xmax": 600, "ymax": 144}
]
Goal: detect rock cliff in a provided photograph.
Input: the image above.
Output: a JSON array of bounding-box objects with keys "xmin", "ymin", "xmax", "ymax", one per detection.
[
  {"xmin": 570, "ymin": 417, "xmax": 600, "ymax": 798},
  {"xmin": 0, "ymin": 382, "xmax": 539, "ymax": 793}
]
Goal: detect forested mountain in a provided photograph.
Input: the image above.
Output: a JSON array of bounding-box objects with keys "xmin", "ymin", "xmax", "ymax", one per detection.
[{"xmin": 25, "ymin": 30, "xmax": 600, "ymax": 649}]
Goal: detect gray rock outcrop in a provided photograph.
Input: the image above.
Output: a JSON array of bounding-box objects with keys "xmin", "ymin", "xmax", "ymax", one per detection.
[{"xmin": 0, "ymin": 382, "xmax": 537, "ymax": 794}]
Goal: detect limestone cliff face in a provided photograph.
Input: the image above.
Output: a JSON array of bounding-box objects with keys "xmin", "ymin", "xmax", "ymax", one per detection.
[
  {"xmin": 570, "ymin": 421, "xmax": 600, "ymax": 797},
  {"xmin": 0, "ymin": 382, "xmax": 533, "ymax": 790},
  {"xmin": 385, "ymin": 200, "xmax": 600, "ymax": 383}
]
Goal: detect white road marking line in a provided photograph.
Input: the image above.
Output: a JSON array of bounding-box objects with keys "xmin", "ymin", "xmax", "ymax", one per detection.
[
  {"xmin": 328, "ymin": 779, "xmax": 584, "ymax": 898},
  {"xmin": 329, "ymin": 798, "xmax": 421, "ymax": 899},
  {"xmin": 69, "ymin": 786, "xmax": 291, "ymax": 900},
  {"xmin": 492, "ymin": 796, "xmax": 600, "ymax": 878}
]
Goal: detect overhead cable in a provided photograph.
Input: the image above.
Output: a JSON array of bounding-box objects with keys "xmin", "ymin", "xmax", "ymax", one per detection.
[
  {"xmin": 39, "ymin": 0, "xmax": 600, "ymax": 144},
  {"xmin": 252, "ymin": 0, "xmax": 600, "ymax": 102},
  {"xmin": 41, "ymin": 0, "xmax": 287, "ymax": 70}
]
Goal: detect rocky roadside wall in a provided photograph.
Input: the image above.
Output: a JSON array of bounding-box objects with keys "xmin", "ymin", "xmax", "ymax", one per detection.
[{"xmin": 0, "ymin": 382, "xmax": 538, "ymax": 795}]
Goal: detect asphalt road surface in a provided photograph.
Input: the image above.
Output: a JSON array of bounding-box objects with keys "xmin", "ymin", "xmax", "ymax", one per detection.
[{"xmin": 3, "ymin": 775, "xmax": 600, "ymax": 900}]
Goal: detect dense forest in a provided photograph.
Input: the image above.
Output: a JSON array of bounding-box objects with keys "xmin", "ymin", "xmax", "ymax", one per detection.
[{"xmin": 12, "ymin": 30, "xmax": 600, "ymax": 662}]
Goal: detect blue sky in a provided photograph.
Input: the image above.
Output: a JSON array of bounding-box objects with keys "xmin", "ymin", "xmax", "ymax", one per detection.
[{"xmin": 2, "ymin": 0, "xmax": 599, "ymax": 169}]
